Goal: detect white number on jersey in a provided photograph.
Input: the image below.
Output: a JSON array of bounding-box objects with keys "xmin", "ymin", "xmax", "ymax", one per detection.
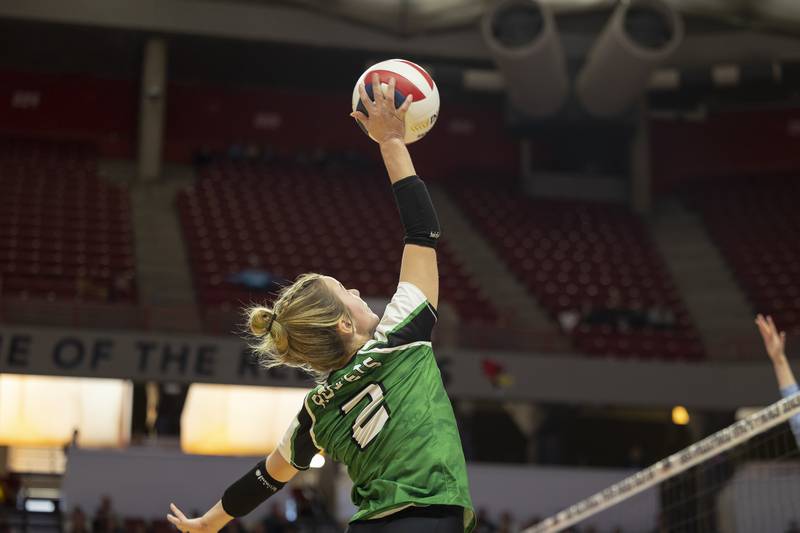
[{"xmin": 341, "ymin": 383, "xmax": 390, "ymax": 449}]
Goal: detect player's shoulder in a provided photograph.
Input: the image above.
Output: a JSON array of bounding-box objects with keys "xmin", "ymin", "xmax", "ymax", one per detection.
[
  {"xmin": 372, "ymin": 281, "xmax": 438, "ymax": 348},
  {"xmin": 392, "ymin": 281, "xmax": 434, "ymax": 310}
]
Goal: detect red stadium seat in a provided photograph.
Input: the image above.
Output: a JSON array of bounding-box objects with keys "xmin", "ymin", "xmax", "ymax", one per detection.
[
  {"xmin": 449, "ymin": 180, "xmax": 704, "ymax": 360},
  {"xmin": 688, "ymin": 175, "xmax": 800, "ymax": 335},
  {"xmin": 0, "ymin": 138, "xmax": 137, "ymax": 304},
  {"xmin": 177, "ymin": 162, "xmax": 498, "ymax": 324}
]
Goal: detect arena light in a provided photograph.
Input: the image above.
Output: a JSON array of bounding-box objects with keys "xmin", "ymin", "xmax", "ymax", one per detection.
[
  {"xmin": 481, "ymin": 0, "xmax": 569, "ymax": 117},
  {"xmin": 0, "ymin": 375, "xmax": 131, "ymax": 447},
  {"xmin": 310, "ymin": 453, "xmax": 326, "ymax": 468},
  {"xmin": 24, "ymin": 499, "xmax": 56, "ymax": 513},
  {"xmin": 671, "ymin": 405, "xmax": 690, "ymax": 425},
  {"xmin": 576, "ymin": 0, "xmax": 684, "ymax": 116},
  {"xmin": 181, "ymin": 384, "xmax": 307, "ymax": 456}
]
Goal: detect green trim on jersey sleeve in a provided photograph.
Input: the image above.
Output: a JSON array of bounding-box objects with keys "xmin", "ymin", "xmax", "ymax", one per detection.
[
  {"xmin": 277, "ymin": 393, "xmax": 321, "ymax": 471},
  {"xmin": 387, "ymin": 300, "xmax": 428, "ymax": 335},
  {"xmin": 371, "ymin": 299, "xmax": 427, "ymax": 346},
  {"xmin": 289, "ymin": 417, "xmax": 302, "ymax": 468}
]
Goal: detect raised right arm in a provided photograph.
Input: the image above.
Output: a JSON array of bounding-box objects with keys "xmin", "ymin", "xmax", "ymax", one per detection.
[
  {"xmin": 756, "ymin": 314, "xmax": 797, "ymax": 390},
  {"xmin": 352, "ymin": 74, "xmax": 440, "ymax": 308},
  {"xmin": 756, "ymin": 314, "xmax": 800, "ymax": 445},
  {"xmin": 381, "ymin": 139, "xmax": 439, "ymax": 309}
]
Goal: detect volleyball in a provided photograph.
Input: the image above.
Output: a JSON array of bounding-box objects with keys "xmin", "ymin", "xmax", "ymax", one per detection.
[{"xmin": 351, "ymin": 59, "xmax": 440, "ymax": 144}]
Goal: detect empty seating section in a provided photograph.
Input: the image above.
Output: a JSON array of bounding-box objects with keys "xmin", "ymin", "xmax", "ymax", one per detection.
[
  {"xmin": 689, "ymin": 176, "xmax": 800, "ymax": 334},
  {"xmin": 0, "ymin": 139, "xmax": 135, "ymax": 302},
  {"xmin": 453, "ymin": 183, "xmax": 703, "ymax": 359},
  {"xmin": 177, "ymin": 163, "xmax": 497, "ymax": 323}
]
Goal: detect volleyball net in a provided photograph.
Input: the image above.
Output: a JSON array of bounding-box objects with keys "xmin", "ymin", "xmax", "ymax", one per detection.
[{"xmin": 522, "ymin": 393, "xmax": 800, "ymax": 533}]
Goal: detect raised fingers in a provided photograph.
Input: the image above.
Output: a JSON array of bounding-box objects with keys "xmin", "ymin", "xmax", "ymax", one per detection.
[
  {"xmin": 387, "ymin": 76, "xmax": 397, "ymax": 107},
  {"xmin": 371, "ymin": 73, "xmax": 383, "ymax": 104},
  {"xmin": 357, "ymin": 82, "xmax": 373, "ymax": 111},
  {"xmin": 350, "ymin": 110, "xmax": 369, "ymax": 124},
  {"xmin": 170, "ymin": 503, "xmax": 188, "ymax": 521},
  {"xmin": 757, "ymin": 325, "xmax": 770, "ymax": 346},
  {"xmin": 767, "ymin": 315, "xmax": 778, "ymax": 334},
  {"xmin": 398, "ymin": 93, "xmax": 413, "ymax": 116},
  {"xmin": 167, "ymin": 513, "xmax": 182, "ymax": 529}
]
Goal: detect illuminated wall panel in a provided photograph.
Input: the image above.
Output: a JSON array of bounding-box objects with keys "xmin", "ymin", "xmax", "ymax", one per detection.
[
  {"xmin": 0, "ymin": 375, "xmax": 131, "ymax": 447},
  {"xmin": 181, "ymin": 385, "xmax": 307, "ymax": 456}
]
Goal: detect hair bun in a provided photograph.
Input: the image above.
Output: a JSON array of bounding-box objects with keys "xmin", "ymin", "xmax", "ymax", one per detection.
[{"xmin": 248, "ymin": 307, "xmax": 272, "ymax": 336}]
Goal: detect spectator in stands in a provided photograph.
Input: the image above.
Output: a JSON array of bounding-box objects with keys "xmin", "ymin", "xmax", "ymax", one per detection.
[
  {"xmin": 76, "ymin": 276, "xmax": 109, "ymax": 301},
  {"xmin": 474, "ymin": 508, "xmax": 496, "ymax": 532},
  {"xmin": 579, "ymin": 290, "xmax": 677, "ymax": 333},
  {"xmin": 63, "ymin": 428, "xmax": 80, "ymax": 457},
  {"xmin": 108, "ymin": 271, "xmax": 134, "ymax": 302},
  {"xmin": 557, "ymin": 305, "xmax": 583, "ymax": 334},
  {"xmin": 581, "ymin": 289, "xmax": 635, "ymax": 332},
  {"xmin": 0, "ymin": 473, "xmax": 19, "ymax": 508},
  {"xmin": 245, "ymin": 143, "xmax": 262, "ymax": 161},
  {"xmin": 496, "ymin": 511, "xmax": 514, "ymax": 533},
  {"xmin": 64, "ymin": 509, "xmax": 90, "ymax": 533},
  {"xmin": 155, "ymin": 382, "xmax": 188, "ymax": 437},
  {"xmin": 259, "ymin": 144, "xmax": 276, "ymax": 163},
  {"xmin": 227, "ymin": 255, "xmax": 282, "ymax": 293},
  {"xmin": 755, "ymin": 314, "xmax": 800, "ymax": 446},
  {"xmin": 0, "ymin": 481, "xmax": 7, "ymax": 509},
  {"xmin": 92, "ymin": 496, "xmax": 120, "ymax": 533},
  {"xmin": 262, "ymin": 502, "xmax": 289, "ymax": 533},
  {"xmin": 290, "ymin": 486, "xmax": 337, "ymax": 530},
  {"xmin": 646, "ymin": 304, "xmax": 676, "ymax": 330},
  {"xmin": 193, "ymin": 145, "xmax": 214, "ymax": 167},
  {"xmin": 227, "ymin": 142, "xmax": 245, "ymax": 161}
]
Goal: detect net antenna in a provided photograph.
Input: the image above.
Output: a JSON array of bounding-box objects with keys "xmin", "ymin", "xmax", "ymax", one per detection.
[{"xmin": 521, "ymin": 392, "xmax": 800, "ymax": 533}]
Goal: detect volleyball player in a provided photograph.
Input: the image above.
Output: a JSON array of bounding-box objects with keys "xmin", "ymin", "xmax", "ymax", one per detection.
[
  {"xmin": 755, "ymin": 314, "xmax": 800, "ymax": 445},
  {"xmin": 166, "ymin": 74, "xmax": 475, "ymax": 533}
]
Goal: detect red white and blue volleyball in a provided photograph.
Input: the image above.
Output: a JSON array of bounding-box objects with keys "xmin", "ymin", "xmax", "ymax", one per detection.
[{"xmin": 351, "ymin": 59, "xmax": 440, "ymax": 144}]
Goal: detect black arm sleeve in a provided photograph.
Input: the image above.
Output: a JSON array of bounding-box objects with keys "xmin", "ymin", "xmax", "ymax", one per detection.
[
  {"xmin": 221, "ymin": 459, "xmax": 286, "ymax": 517},
  {"xmin": 392, "ymin": 175, "xmax": 441, "ymax": 248}
]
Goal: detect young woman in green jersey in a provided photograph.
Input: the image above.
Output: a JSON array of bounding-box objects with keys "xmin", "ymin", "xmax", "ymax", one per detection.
[{"xmin": 167, "ymin": 74, "xmax": 475, "ymax": 533}]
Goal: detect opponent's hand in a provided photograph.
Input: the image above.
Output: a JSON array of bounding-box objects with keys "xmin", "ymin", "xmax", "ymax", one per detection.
[
  {"xmin": 351, "ymin": 73, "xmax": 413, "ymax": 145},
  {"xmin": 756, "ymin": 314, "xmax": 787, "ymax": 364},
  {"xmin": 167, "ymin": 503, "xmax": 214, "ymax": 533}
]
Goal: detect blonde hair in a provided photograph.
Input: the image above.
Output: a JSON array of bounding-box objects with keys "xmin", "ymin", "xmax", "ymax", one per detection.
[{"xmin": 245, "ymin": 273, "xmax": 351, "ymax": 381}]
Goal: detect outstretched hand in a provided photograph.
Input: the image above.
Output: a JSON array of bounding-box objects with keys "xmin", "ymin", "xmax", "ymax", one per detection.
[
  {"xmin": 167, "ymin": 503, "xmax": 212, "ymax": 533},
  {"xmin": 756, "ymin": 314, "xmax": 787, "ymax": 363},
  {"xmin": 351, "ymin": 73, "xmax": 413, "ymax": 144}
]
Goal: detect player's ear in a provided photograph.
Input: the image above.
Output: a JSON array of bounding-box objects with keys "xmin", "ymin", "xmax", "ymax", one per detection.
[{"xmin": 337, "ymin": 316, "xmax": 354, "ymax": 336}]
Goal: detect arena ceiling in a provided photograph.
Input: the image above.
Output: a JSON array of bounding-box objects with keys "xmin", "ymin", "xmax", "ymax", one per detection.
[{"xmin": 251, "ymin": 0, "xmax": 800, "ymax": 35}]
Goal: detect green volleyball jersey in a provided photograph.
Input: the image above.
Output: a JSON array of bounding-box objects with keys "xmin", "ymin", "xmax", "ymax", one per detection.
[{"xmin": 277, "ymin": 282, "xmax": 475, "ymax": 531}]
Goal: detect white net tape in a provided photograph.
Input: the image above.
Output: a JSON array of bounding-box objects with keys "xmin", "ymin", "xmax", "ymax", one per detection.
[{"xmin": 522, "ymin": 392, "xmax": 800, "ymax": 533}]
